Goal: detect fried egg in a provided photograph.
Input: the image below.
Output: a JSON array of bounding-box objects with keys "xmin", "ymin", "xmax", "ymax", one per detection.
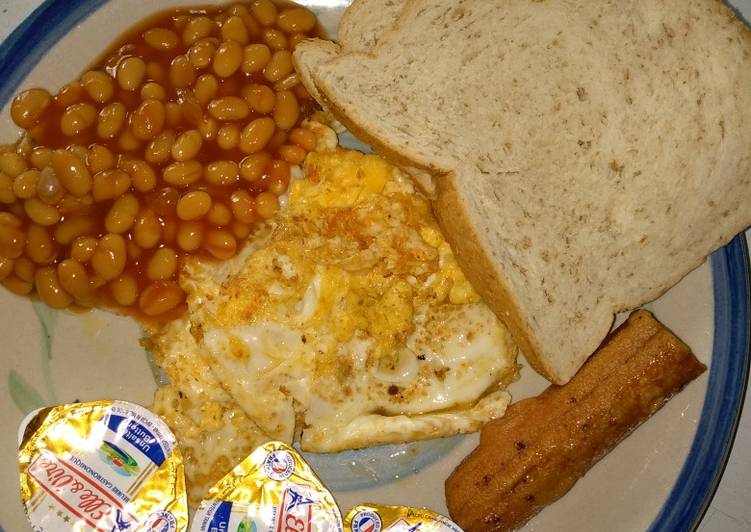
[{"xmin": 177, "ymin": 128, "xmax": 517, "ymax": 452}]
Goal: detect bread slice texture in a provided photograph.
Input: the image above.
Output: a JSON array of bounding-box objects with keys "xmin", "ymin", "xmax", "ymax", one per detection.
[
  {"xmin": 292, "ymin": 1, "xmax": 440, "ymax": 193},
  {"xmin": 311, "ymin": 0, "xmax": 751, "ymax": 383},
  {"xmin": 336, "ymin": 0, "xmax": 405, "ymax": 51}
]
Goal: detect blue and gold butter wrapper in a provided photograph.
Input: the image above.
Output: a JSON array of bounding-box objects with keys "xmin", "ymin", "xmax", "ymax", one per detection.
[
  {"xmin": 191, "ymin": 441, "xmax": 343, "ymax": 532},
  {"xmin": 345, "ymin": 504, "xmax": 462, "ymax": 532},
  {"xmin": 18, "ymin": 400, "xmax": 188, "ymax": 531}
]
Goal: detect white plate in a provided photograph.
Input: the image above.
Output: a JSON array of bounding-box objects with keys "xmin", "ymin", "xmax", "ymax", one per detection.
[{"xmin": 0, "ymin": 2, "xmax": 748, "ymax": 531}]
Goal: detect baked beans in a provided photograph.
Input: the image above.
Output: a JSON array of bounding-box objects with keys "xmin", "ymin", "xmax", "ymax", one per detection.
[{"xmin": 1, "ymin": 1, "xmax": 321, "ymax": 324}]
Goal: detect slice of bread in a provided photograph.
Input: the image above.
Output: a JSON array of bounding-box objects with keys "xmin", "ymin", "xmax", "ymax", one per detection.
[
  {"xmin": 292, "ymin": 1, "xmax": 439, "ymax": 194},
  {"xmin": 301, "ymin": 0, "xmax": 751, "ymax": 384}
]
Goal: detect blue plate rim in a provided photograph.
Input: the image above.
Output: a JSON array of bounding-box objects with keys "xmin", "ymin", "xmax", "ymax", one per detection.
[{"xmin": 0, "ymin": 2, "xmax": 749, "ymax": 531}]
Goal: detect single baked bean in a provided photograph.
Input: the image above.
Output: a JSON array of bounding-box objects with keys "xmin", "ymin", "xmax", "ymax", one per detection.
[
  {"xmin": 97, "ymin": 102, "xmax": 127, "ymax": 139},
  {"xmin": 131, "ymin": 99, "xmax": 166, "ymax": 141},
  {"xmin": 11, "ymin": 88, "xmax": 52, "ymax": 129},
  {"xmin": 262, "ymin": 28, "xmax": 288, "ymax": 51},
  {"xmin": 208, "ymin": 96, "xmax": 249, "ymax": 120},
  {"xmin": 221, "ymin": 15, "xmax": 249, "ymax": 44},
  {"xmin": 81, "ymin": 70, "xmax": 115, "ymax": 103},
  {"xmin": 126, "ymin": 240, "xmax": 142, "ymax": 261},
  {"xmin": 143, "ymin": 131, "xmax": 173, "ymax": 165},
  {"xmin": 273, "ymin": 73, "xmax": 300, "ymax": 92},
  {"xmin": 198, "ymin": 115, "xmax": 219, "ymax": 141},
  {"xmin": 165, "ymin": 102, "xmax": 182, "ymax": 127},
  {"xmin": 149, "ymin": 187, "xmax": 179, "ymax": 216},
  {"xmin": 230, "ymin": 189, "xmax": 256, "ymax": 223},
  {"xmin": 51, "ymin": 149, "xmax": 92, "ymax": 196},
  {"xmin": 214, "ymin": 40, "xmax": 244, "ymax": 78},
  {"xmin": 57, "ymin": 258, "xmax": 91, "ymax": 300},
  {"xmin": 146, "ymin": 61, "xmax": 167, "ymax": 85},
  {"xmin": 162, "ymin": 217, "xmax": 178, "ymax": 243},
  {"xmin": 171, "ymin": 130, "xmax": 203, "ymax": 161},
  {"xmin": 278, "ymin": 144, "xmax": 306, "ymax": 165},
  {"xmin": 289, "ymin": 127, "xmax": 317, "ymax": 151},
  {"xmin": 0, "ymin": 174, "xmax": 15, "ymax": 204},
  {"xmin": 177, "ymin": 190, "xmax": 212, "ymax": 220},
  {"xmin": 263, "ymin": 50, "xmax": 293, "ymax": 82},
  {"xmin": 35, "ymin": 168, "xmax": 62, "ymax": 206},
  {"xmin": 70, "ymin": 236, "xmax": 97, "ymax": 263},
  {"xmin": 146, "ymin": 247, "xmax": 178, "ymax": 281},
  {"xmin": 242, "ymin": 83, "xmax": 275, "ymax": 114},
  {"xmin": 188, "ymin": 38, "xmax": 218, "ymax": 69},
  {"xmin": 231, "ymin": 220, "xmax": 252, "ymax": 240},
  {"xmin": 0, "ymin": 152, "xmax": 27, "ymax": 179},
  {"xmin": 268, "ymin": 159, "xmax": 290, "ymax": 190},
  {"xmin": 120, "ymin": 158, "xmax": 157, "ymax": 192},
  {"xmin": 141, "ymin": 82, "xmax": 168, "ymax": 102},
  {"xmin": 180, "ymin": 98, "xmax": 203, "ymax": 127},
  {"xmin": 56, "ymin": 193, "xmax": 94, "ymax": 215},
  {"xmin": 56, "ymin": 81, "xmax": 85, "ymax": 107},
  {"xmin": 239, "ymin": 117, "xmax": 276, "ymax": 153},
  {"xmin": 169, "ymin": 55, "xmax": 196, "ymax": 88},
  {"xmin": 266, "ymin": 128, "xmax": 287, "ymax": 151},
  {"xmin": 239, "ymin": 152, "xmax": 272, "ymax": 181},
  {"xmin": 13, "ymin": 169, "xmax": 40, "ymax": 199},
  {"xmin": 273, "ymin": 90, "xmax": 299, "ymax": 130},
  {"xmin": 139, "ymin": 280, "xmax": 184, "ymax": 316},
  {"xmin": 177, "ymin": 221, "xmax": 204, "ymax": 251},
  {"xmin": 293, "ymin": 82, "xmax": 310, "ymax": 100},
  {"xmin": 0, "ymin": 256, "xmax": 13, "ymax": 281},
  {"xmin": 26, "ymin": 224, "xmax": 57, "ymax": 264},
  {"xmin": 204, "ymin": 228, "xmax": 237, "ymax": 259},
  {"xmin": 277, "ymin": 7, "xmax": 316, "ymax": 34},
  {"xmin": 216, "ymin": 124, "xmax": 241, "ymax": 150},
  {"xmin": 206, "ymin": 201, "xmax": 232, "ymax": 226},
  {"xmin": 29, "ymin": 146, "xmax": 52, "ymax": 169},
  {"xmin": 134, "ymin": 208, "xmax": 161, "ymax": 248},
  {"xmin": 54, "ymin": 216, "xmax": 98, "ymax": 245},
  {"xmin": 182, "ymin": 16, "xmax": 215, "ymax": 46},
  {"xmin": 117, "ymin": 57, "xmax": 147, "ymax": 91},
  {"xmin": 35, "ymin": 267, "xmax": 72, "ymax": 309},
  {"xmin": 110, "ymin": 273, "xmax": 138, "ymax": 306},
  {"xmin": 24, "ymin": 198, "xmax": 61, "ymax": 226},
  {"xmin": 193, "ymin": 73, "xmax": 219, "ymax": 106},
  {"xmin": 14, "ymin": 257, "xmax": 36, "ymax": 283},
  {"xmin": 92, "ymin": 169, "xmax": 131, "ymax": 201},
  {"xmin": 241, "ymin": 44, "xmax": 271, "ymax": 74},
  {"xmin": 87, "ymin": 144, "xmax": 116, "ymax": 173},
  {"xmin": 0, "ymin": 221, "xmax": 24, "ymax": 258},
  {"xmin": 91, "ymin": 233, "xmax": 127, "ymax": 280},
  {"xmin": 3, "ymin": 275, "xmax": 33, "ymax": 295},
  {"xmin": 143, "ymin": 27, "xmax": 179, "ymax": 50},
  {"xmin": 60, "ymin": 102, "xmax": 97, "ymax": 137},
  {"xmin": 105, "ymin": 193, "xmax": 140, "ymax": 233},
  {"xmin": 255, "ymin": 191, "xmax": 279, "ymax": 219},
  {"xmin": 251, "ymin": 0, "xmax": 277, "ymax": 26},
  {"xmin": 205, "ymin": 160, "xmax": 239, "ymax": 186}
]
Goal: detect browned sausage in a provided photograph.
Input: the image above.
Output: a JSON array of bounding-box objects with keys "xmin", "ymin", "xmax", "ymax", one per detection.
[{"xmin": 445, "ymin": 310, "xmax": 706, "ymax": 531}]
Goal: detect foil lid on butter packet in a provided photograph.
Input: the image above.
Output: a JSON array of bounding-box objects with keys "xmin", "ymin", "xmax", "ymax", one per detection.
[
  {"xmin": 18, "ymin": 400, "xmax": 188, "ymax": 532},
  {"xmin": 345, "ymin": 505, "xmax": 462, "ymax": 532},
  {"xmin": 192, "ymin": 441, "xmax": 343, "ymax": 532}
]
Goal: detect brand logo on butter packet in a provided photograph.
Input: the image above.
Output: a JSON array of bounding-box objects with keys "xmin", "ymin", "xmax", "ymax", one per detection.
[
  {"xmin": 98, "ymin": 441, "xmax": 140, "ymax": 477},
  {"xmin": 351, "ymin": 510, "xmax": 382, "ymax": 532},
  {"xmin": 263, "ymin": 449, "xmax": 295, "ymax": 481}
]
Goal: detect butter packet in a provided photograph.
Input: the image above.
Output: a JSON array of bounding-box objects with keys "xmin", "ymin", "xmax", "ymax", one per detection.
[
  {"xmin": 191, "ymin": 441, "xmax": 343, "ymax": 532},
  {"xmin": 18, "ymin": 400, "xmax": 188, "ymax": 531},
  {"xmin": 345, "ymin": 505, "xmax": 462, "ymax": 532}
]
